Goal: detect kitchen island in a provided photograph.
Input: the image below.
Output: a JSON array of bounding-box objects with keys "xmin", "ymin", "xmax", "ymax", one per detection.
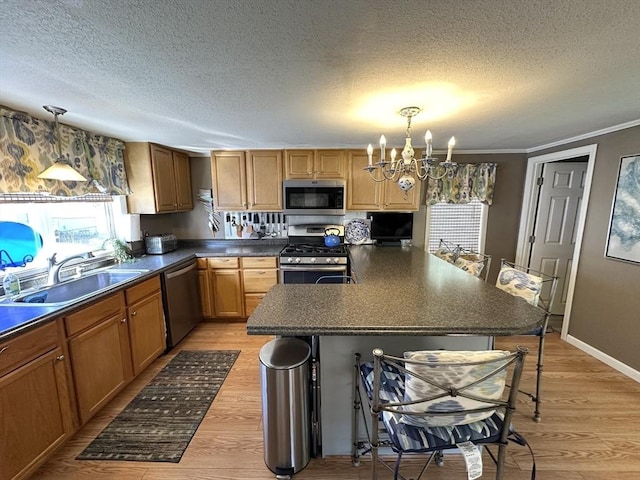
[{"xmin": 247, "ymin": 244, "xmax": 546, "ymax": 455}]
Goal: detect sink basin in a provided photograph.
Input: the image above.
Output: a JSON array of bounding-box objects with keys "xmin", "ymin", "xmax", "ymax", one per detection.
[{"xmin": 3, "ymin": 268, "xmax": 149, "ymax": 307}]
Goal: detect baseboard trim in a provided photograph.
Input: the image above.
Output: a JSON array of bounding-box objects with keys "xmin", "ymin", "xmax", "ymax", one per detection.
[{"xmin": 565, "ymin": 334, "xmax": 640, "ymax": 382}]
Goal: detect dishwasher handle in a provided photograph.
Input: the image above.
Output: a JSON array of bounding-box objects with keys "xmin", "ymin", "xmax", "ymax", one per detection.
[{"xmin": 166, "ymin": 261, "xmax": 197, "ymax": 279}]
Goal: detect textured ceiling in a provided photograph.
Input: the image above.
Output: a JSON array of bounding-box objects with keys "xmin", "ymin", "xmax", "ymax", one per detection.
[{"xmin": 1, "ymin": 0, "xmax": 639, "ymax": 153}]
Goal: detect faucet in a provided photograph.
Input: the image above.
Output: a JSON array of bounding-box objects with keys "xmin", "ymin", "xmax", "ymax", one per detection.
[{"xmin": 46, "ymin": 252, "xmax": 94, "ymax": 285}]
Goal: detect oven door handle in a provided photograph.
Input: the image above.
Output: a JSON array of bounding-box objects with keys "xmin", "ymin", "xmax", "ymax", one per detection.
[{"xmin": 279, "ymin": 265, "xmax": 347, "ymax": 272}]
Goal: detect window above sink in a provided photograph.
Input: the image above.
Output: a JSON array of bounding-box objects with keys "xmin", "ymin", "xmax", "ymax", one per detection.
[{"xmin": 0, "ymin": 197, "xmax": 131, "ymax": 284}]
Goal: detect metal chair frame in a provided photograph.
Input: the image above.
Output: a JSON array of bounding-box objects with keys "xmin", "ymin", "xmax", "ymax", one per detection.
[
  {"xmin": 352, "ymin": 347, "xmax": 529, "ymax": 480},
  {"xmin": 497, "ymin": 259, "xmax": 559, "ymax": 422}
]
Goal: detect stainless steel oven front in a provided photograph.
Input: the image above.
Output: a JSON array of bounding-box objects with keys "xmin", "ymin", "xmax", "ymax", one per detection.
[{"xmin": 279, "ymin": 264, "xmax": 349, "ymax": 284}]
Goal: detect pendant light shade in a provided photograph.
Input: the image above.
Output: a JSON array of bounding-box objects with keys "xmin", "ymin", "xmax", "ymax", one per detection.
[{"xmin": 37, "ymin": 105, "xmax": 87, "ymax": 182}]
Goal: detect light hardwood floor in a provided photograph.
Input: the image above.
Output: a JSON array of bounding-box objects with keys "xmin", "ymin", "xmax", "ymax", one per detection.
[{"xmin": 32, "ymin": 321, "xmax": 640, "ymax": 480}]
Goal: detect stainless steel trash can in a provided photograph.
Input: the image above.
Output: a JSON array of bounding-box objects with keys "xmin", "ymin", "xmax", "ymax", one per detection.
[{"xmin": 259, "ymin": 337, "xmax": 311, "ymax": 478}]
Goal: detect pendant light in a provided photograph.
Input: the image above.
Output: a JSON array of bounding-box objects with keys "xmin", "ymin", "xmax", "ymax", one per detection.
[{"xmin": 37, "ymin": 105, "xmax": 87, "ymax": 182}]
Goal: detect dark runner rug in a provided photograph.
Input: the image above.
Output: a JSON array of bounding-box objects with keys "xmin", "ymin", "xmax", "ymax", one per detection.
[{"xmin": 77, "ymin": 349, "xmax": 239, "ymax": 463}]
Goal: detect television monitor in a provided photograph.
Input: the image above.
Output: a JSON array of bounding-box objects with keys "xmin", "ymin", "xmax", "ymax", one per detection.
[{"xmin": 368, "ymin": 212, "xmax": 413, "ymax": 245}]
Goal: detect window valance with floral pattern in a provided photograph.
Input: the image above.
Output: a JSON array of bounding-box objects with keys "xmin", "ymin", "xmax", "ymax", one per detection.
[
  {"xmin": 424, "ymin": 163, "xmax": 497, "ymax": 205},
  {"xmin": 0, "ymin": 106, "xmax": 130, "ymax": 199}
]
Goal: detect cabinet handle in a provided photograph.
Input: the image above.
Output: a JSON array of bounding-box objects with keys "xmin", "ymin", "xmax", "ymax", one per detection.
[
  {"xmin": 56, "ymin": 354, "xmax": 65, "ymax": 361},
  {"xmin": 121, "ymin": 318, "xmax": 127, "ymax": 323},
  {"xmin": 0, "ymin": 346, "xmax": 9, "ymax": 354},
  {"xmin": 257, "ymin": 271, "xmax": 266, "ymax": 275},
  {"xmin": 131, "ymin": 311, "xmax": 137, "ymax": 316}
]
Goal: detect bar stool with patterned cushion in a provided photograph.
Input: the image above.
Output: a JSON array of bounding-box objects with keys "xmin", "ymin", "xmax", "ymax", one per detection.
[{"xmin": 496, "ymin": 259, "xmax": 558, "ymax": 421}]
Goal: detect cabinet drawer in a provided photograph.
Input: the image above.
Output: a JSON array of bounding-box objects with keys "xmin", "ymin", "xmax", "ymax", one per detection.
[
  {"xmin": 244, "ymin": 293, "xmax": 266, "ymax": 317},
  {"xmin": 65, "ymin": 292, "xmax": 125, "ymax": 337},
  {"xmin": 207, "ymin": 257, "xmax": 239, "ymax": 269},
  {"xmin": 243, "ymin": 269, "xmax": 278, "ymax": 293},
  {"xmin": 125, "ymin": 275, "xmax": 161, "ymax": 304},
  {"xmin": 0, "ymin": 321, "xmax": 59, "ymax": 377},
  {"xmin": 241, "ymin": 256, "xmax": 277, "ymax": 269}
]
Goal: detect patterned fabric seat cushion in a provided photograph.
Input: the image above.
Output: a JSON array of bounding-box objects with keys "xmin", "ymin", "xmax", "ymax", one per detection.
[
  {"xmin": 496, "ymin": 266, "xmax": 543, "ymax": 306},
  {"xmin": 433, "ymin": 247, "xmax": 456, "ymax": 263},
  {"xmin": 382, "ymin": 409, "xmax": 505, "ymax": 453},
  {"xmin": 359, "ymin": 361, "xmax": 405, "ymax": 402},
  {"xmin": 359, "ymin": 360, "xmax": 505, "ymax": 453},
  {"xmin": 454, "ymin": 256, "xmax": 485, "ymax": 277},
  {"xmin": 402, "ymin": 350, "xmax": 510, "ymax": 427}
]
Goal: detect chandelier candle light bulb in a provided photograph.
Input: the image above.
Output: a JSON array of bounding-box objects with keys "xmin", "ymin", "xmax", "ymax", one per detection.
[{"xmin": 364, "ymin": 106, "xmax": 457, "ymax": 192}]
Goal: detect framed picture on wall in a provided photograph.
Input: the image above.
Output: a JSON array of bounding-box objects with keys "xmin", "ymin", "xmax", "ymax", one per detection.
[{"xmin": 605, "ymin": 154, "xmax": 640, "ymax": 264}]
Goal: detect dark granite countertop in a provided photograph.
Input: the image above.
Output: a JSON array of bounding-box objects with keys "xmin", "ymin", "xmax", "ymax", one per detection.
[
  {"xmin": 0, "ymin": 240, "xmax": 285, "ymax": 340},
  {"xmin": 246, "ymin": 245, "xmax": 546, "ymax": 336}
]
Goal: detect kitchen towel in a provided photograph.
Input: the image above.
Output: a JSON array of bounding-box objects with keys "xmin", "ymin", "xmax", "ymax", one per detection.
[{"xmin": 76, "ymin": 350, "xmax": 239, "ymax": 463}]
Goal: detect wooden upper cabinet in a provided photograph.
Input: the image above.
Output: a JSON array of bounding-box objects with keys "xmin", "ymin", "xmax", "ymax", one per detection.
[
  {"xmin": 211, "ymin": 151, "xmax": 247, "ymax": 210},
  {"xmin": 125, "ymin": 142, "xmax": 194, "ymax": 214},
  {"xmin": 173, "ymin": 150, "xmax": 193, "ymax": 210},
  {"xmin": 347, "ymin": 150, "xmax": 381, "ymax": 210},
  {"xmin": 211, "ymin": 150, "xmax": 282, "ymax": 211},
  {"xmin": 246, "ymin": 150, "xmax": 283, "ymax": 210},
  {"xmin": 346, "ymin": 149, "xmax": 420, "ymax": 211},
  {"xmin": 284, "ymin": 149, "xmax": 345, "ymax": 179}
]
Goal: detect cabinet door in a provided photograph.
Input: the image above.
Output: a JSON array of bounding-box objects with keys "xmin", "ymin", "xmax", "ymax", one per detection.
[
  {"xmin": 211, "ymin": 151, "xmax": 247, "ymax": 210},
  {"xmin": 347, "ymin": 150, "xmax": 382, "ymax": 210},
  {"xmin": 68, "ymin": 312, "xmax": 131, "ymax": 425},
  {"xmin": 0, "ymin": 347, "xmax": 73, "ymax": 480},
  {"xmin": 211, "ymin": 269, "xmax": 244, "ymax": 317},
  {"xmin": 128, "ymin": 292, "xmax": 166, "ymax": 376},
  {"xmin": 246, "ymin": 150, "xmax": 283, "ymax": 210},
  {"xmin": 284, "ymin": 150, "xmax": 314, "ymax": 179},
  {"xmin": 198, "ymin": 269, "xmax": 213, "ymax": 317},
  {"xmin": 173, "ymin": 150, "xmax": 193, "ymax": 211},
  {"xmin": 151, "ymin": 144, "xmax": 178, "ymax": 213},
  {"xmin": 315, "ymin": 150, "xmax": 345, "ymax": 179},
  {"xmin": 382, "ymin": 178, "xmax": 421, "ymax": 211}
]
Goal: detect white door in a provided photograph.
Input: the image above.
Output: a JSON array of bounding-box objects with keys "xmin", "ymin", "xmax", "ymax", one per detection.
[{"xmin": 529, "ymin": 161, "xmax": 588, "ymax": 315}]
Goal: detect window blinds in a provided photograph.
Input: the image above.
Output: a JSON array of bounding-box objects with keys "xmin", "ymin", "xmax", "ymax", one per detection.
[{"xmin": 427, "ymin": 199, "xmax": 486, "ymax": 252}]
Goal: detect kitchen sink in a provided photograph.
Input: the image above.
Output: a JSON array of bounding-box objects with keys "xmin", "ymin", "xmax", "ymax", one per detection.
[{"xmin": 2, "ymin": 268, "xmax": 149, "ymax": 307}]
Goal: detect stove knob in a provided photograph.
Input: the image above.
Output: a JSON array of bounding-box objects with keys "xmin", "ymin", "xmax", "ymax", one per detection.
[
  {"xmin": 332, "ymin": 257, "xmax": 339, "ymax": 264},
  {"xmin": 287, "ymin": 257, "xmax": 294, "ymax": 263},
  {"xmin": 310, "ymin": 257, "xmax": 317, "ymax": 263},
  {"xmin": 295, "ymin": 257, "xmax": 301, "ymax": 264},
  {"xmin": 325, "ymin": 257, "xmax": 332, "ymax": 264}
]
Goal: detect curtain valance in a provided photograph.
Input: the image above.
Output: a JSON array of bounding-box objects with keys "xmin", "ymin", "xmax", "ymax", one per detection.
[
  {"xmin": 424, "ymin": 163, "xmax": 497, "ymax": 205},
  {"xmin": 0, "ymin": 106, "xmax": 130, "ymax": 199}
]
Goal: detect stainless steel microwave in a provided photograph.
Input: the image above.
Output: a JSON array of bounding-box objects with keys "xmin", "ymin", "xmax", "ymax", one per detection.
[{"xmin": 283, "ymin": 179, "xmax": 346, "ymax": 215}]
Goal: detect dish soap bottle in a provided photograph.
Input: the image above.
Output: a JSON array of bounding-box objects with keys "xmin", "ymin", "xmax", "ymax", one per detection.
[{"xmin": 3, "ymin": 272, "xmax": 21, "ymax": 300}]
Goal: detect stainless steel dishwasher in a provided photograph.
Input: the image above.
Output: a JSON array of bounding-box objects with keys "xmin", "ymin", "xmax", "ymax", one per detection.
[{"xmin": 162, "ymin": 259, "xmax": 202, "ymax": 349}]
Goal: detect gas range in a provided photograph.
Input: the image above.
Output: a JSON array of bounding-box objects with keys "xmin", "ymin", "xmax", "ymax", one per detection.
[
  {"xmin": 279, "ymin": 224, "xmax": 348, "ymax": 266},
  {"xmin": 279, "ymin": 243, "xmax": 348, "ymax": 265}
]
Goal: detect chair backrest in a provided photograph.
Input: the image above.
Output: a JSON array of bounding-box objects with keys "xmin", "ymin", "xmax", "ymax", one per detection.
[
  {"xmin": 432, "ymin": 239, "xmax": 460, "ymax": 264},
  {"xmin": 455, "ymin": 247, "xmax": 492, "ymax": 281},
  {"xmin": 496, "ymin": 259, "xmax": 558, "ymax": 312},
  {"xmin": 371, "ymin": 348, "xmax": 527, "ymax": 429}
]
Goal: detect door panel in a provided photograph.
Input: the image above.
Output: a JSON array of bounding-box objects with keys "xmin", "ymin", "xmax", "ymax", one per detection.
[{"xmin": 529, "ymin": 162, "xmax": 587, "ymax": 315}]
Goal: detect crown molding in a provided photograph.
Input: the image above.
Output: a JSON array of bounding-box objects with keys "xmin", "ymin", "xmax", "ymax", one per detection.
[{"xmin": 527, "ymin": 119, "xmax": 640, "ymax": 154}]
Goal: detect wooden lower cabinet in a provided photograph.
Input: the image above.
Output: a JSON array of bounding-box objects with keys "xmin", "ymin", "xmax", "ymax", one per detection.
[
  {"xmin": 197, "ymin": 259, "xmax": 213, "ymax": 317},
  {"xmin": 0, "ymin": 322, "xmax": 75, "ymax": 480},
  {"xmin": 66, "ymin": 293, "xmax": 132, "ymax": 425},
  {"xmin": 125, "ymin": 277, "xmax": 166, "ymax": 376},
  {"xmin": 211, "ymin": 268, "xmax": 244, "ymax": 317},
  {"xmin": 197, "ymin": 256, "xmax": 279, "ymax": 319},
  {"xmin": 242, "ymin": 257, "xmax": 278, "ymax": 317}
]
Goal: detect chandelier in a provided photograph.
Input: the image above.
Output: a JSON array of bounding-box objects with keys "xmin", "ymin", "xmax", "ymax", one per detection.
[{"xmin": 364, "ymin": 106, "xmax": 456, "ymax": 192}]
